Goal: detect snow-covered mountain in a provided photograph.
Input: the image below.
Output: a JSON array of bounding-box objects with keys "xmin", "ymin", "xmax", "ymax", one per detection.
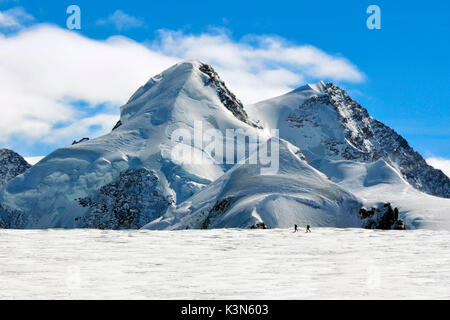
[
  {"xmin": 0, "ymin": 61, "xmax": 263, "ymax": 229},
  {"xmin": 1, "ymin": 61, "xmax": 449, "ymax": 230},
  {"xmin": 246, "ymin": 81, "xmax": 450, "ymax": 198},
  {"xmin": 143, "ymin": 138, "xmax": 362, "ymax": 230},
  {"xmin": 0, "ymin": 149, "xmax": 31, "ymax": 187},
  {"xmin": 144, "ymin": 136, "xmax": 450, "ymax": 231}
]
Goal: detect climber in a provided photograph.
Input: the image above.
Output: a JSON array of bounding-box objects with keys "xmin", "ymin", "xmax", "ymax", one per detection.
[
  {"xmin": 306, "ymin": 225, "xmax": 311, "ymax": 233},
  {"xmin": 294, "ymin": 224, "xmax": 298, "ymax": 232}
]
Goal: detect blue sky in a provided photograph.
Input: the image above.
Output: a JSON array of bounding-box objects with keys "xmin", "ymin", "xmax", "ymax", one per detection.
[{"xmin": 0, "ymin": 0, "xmax": 449, "ymax": 170}]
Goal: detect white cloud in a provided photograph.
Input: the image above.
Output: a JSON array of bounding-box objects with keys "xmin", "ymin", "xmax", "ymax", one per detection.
[
  {"xmin": 154, "ymin": 30, "xmax": 364, "ymax": 102},
  {"xmin": 96, "ymin": 10, "xmax": 143, "ymax": 31},
  {"xmin": 0, "ymin": 7, "xmax": 33, "ymax": 29},
  {"xmin": 427, "ymin": 158, "xmax": 450, "ymax": 178},
  {"xmin": 0, "ymin": 25, "xmax": 178, "ymax": 147},
  {"xmin": 0, "ymin": 16, "xmax": 364, "ymax": 154}
]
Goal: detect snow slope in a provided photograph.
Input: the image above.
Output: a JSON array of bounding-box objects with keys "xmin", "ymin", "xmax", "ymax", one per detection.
[
  {"xmin": 316, "ymin": 159, "xmax": 450, "ymax": 230},
  {"xmin": 143, "ymin": 138, "xmax": 362, "ymax": 230},
  {"xmin": 247, "ymin": 82, "xmax": 450, "ymax": 198},
  {"xmin": 0, "ymin": 61, "xmax": 262, "ymax": 228}
]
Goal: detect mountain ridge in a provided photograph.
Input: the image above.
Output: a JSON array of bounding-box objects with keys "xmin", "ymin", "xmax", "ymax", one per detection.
[
  {"xmin": 1, "ymin": 61, "xmax": 449, "ymax": 230},
  {"xmin": 247, "ymin": 82, "xmax": 450, "ymax": 198}
]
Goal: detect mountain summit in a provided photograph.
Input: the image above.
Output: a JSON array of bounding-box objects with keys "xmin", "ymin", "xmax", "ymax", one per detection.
[
  {"xmin": 0, "ymin": 61, "xmax": 262, "ymax": 228},
  {"xmin": 115, "ymin": 61, "xmax": 257, "ymax": 129},
  {"xmin": 247, "ymin": 82, "xmax": 450, "ymax": 198}
]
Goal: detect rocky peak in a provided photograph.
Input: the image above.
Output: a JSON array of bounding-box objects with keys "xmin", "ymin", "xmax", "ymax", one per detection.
[
  {"xmin": 199, "ymin": 63, "xmax": 261, "ymax": 128},
  {"xmin": 298, "ymin": 82, "xmax": 450, "ymax": 198},
  {"xmin": 0, "ymin": 149, "xmax": 31, "ymax": 187},
  {"xmin": 118, "ymin": 61, "xmax": 261, "ymax": 130}
]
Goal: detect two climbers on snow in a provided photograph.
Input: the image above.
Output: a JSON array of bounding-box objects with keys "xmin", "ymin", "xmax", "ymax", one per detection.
[{"xmin": 294, "ymin": 224, "xmax": 311, "ymax": 233}]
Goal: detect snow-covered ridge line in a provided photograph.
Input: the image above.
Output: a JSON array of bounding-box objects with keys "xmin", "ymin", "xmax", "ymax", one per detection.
[
  {"xmin": 198, "ymin": 63, "xmax": 261, "ymax": 128},
  {"xmin": 248, "ymin": 81, "xmax": 450, "ymax": 199},
  {"xmin": 319, "ymin": 82, "xmax": 450, "ymax": 198}
]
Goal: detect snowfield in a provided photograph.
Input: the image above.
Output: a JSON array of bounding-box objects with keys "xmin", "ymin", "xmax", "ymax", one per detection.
[{"xmin": 1, "ymin": 228, "xmax": 449, "ymax": 299}]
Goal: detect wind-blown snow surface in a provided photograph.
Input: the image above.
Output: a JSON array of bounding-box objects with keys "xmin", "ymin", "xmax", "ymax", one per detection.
[{"xmin": 1, "ymin": 228, "xmax": 449, "ymax": 299}]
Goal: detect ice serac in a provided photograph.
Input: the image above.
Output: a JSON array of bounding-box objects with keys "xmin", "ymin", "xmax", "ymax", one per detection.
[
  {"xmin": 0, "ymin": 149, "xmax": 31, "ymax": 188},
  {"xmin": 0, "ymin": 61, "xmax": 261, "ymax": 229},
  {"xmin": 247, "ymin": 81, "xmax": 450, "ymax": 199},
  {"xmin": 143, "ymin": 138, "xmax": 363, "ymax": 230}
]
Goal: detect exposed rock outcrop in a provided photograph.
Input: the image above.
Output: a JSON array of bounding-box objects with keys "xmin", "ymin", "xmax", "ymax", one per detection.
[
  {"xmin": 289, "ymin": 82, "xmax": 450, "ymax": 198},
  {"xmin": 359, "ymin": 203, "xmax": 406, "ymax": 230},
  {"xmin": 0, "ymin": 148, "xmax": 31, "ymax": 187},
  {"xmin": 199, "ymin": 64, "xmax": 261, "ymax": 128},
  {"xmin": 77, "ymin": 168, "xmax": 174, "ymax": 229},
  {"xmin": 0, "ymin": 203, "xmax": 28, "ymax": 229},
  {"xmin": 201, "ymin": 197, "xmax": 234, "ymax": 229},
  {"xmin": 72, "ymin": 137, "xmax": 90, "ymax": 145}
]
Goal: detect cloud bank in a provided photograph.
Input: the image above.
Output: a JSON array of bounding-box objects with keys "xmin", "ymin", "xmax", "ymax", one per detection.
[{"xmin": 0, "ymin": 7, "xmax": 364, "ymax": 156}]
